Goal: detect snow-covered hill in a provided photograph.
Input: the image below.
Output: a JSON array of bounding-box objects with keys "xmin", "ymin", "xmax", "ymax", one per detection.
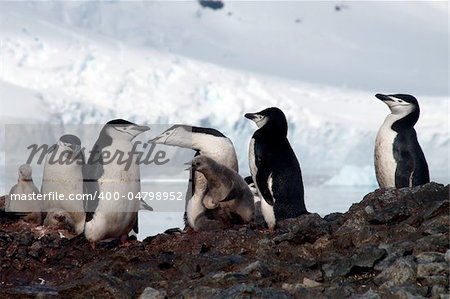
[
  {"xmin": 0, "ymin": 1, "xmax": 448, "ymax": 235},
  {"xmin": 2, "ymin": 1, "xmax": 447, "ymax": 95}
]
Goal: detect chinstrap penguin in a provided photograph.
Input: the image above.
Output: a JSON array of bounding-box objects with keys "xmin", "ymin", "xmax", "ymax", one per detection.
[
  {"xmin": 7, "ymin": 164, "xmax": 42, "ymax": 225},
  {"xmin": 188, "ymin": 156, "xmax": 254, "ymax": 228},
  {"xmin": 245, "ymin": 107, "xmax": 308, "ymax": 230},
  {"xmin": 374, "ymin": 93, "xmax": 429, "ymax": 188},
  {"xmin": 150, "ymin": 125, "xmax": 238, "ymax": 231},
  {"xmin": 84, "ymin": 119, "xmax": 150, "ymax": 248},
  {"xmin": 41, "ymin": 134, "xmax": 86, "ymax": 234}
]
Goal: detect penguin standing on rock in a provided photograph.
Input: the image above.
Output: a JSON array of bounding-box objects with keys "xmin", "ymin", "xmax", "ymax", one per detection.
[
  {"xmin": 245, "ymin": 107, "xmax": 308, "ymax": 230},
  {"xmin": 84, "ymin": 119, "xmax": 150, "ymax": 248},
  {"xmin": 41, "ymin": 134, "xmax": 86, "ymax": 234},
  {"xmin": 374, "ymin": 94, "xmax": 429, "ymax": 188},
  {"xmin": 150, "ymin": 125, "xmax": 239, "ymax": 231}
]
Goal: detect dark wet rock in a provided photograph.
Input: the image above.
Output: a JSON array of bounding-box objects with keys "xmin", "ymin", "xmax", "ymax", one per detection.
[
  {"xmin": 431, "ymin": 285, "xmax": 447, "ymax": 298},
  {"xmin": 213, "ymin": 283, "xmax": 290, "ymax": 299},
  {"xmin": 391, "ymin": 284, "xmax": 430, "ymax": 298},
  {"xmin": 138, "ymin": 287, "xmax": 167, "ymax": 299},
  {"xmin": 351, "ymin": 245, "xmax": 387, "ymax": 269},
  {"xmin": 420, "ymin": 213, "xmax": 449, "ymax": 236},
  {"xmin": 324, "ymin": 285, "xmax": 355, "ymax": 298},
  {"xmin": 276, "ymin": 213, "xmax": 330, "ymax": 244},
  {"xmin": 414, "ymin": 233, "xmax": 449, "ymax": 253},
  {"xmin": 28, "ymin": 241, "xmax": 44, "ymax": 259},
  {"xmin": 239, "ymin": 260, "xmax": 271, "ymax": 278},
  {"xmin": 374, "ymin": 252, "xmax": 403, "ymax": 272},
  {"xmin": 181, "ymin": 286, "xmax": 221, "ymax": 299},
  {"xmin": 323, "ymin": 245, "xmax": 386, "ymax": 279},
  {"xmin": 59, "ymin": 270, "xmax": 135, "ymax": 299},
  {"xmin": 282, "ymin": 283, "xmax": 324, "ymax": 297},
  {"xmin": 417, "ymin": 262, "xmax": 449, "ymax": 277},
  {"xmin": 415, "ymin": 251, "xmax": 445, "ymax": 264},
  {"xmin": 323, "ymin": 257, "xmax": 353, "ymax": 278},
  {"xmin": 16, "ymin": 232, "xmax": 34, "ymax": 246},
  {"xmin": 0, "ymin": 182, "xmax": 448, "ymax": 298},
  {"xmin": 324, "ymin": 212, "xmax": 343, "ymax": 222},
  {"xmin": 351, "ymin": 289, "xmax": 381, "ymax": 299},
  {"xmin": 445, "ymin": 249, "xmax": 450, "ymax": 263},
  {"xmin": 374, "ymin": 257, "xmax": 417, "ymax": 288}
]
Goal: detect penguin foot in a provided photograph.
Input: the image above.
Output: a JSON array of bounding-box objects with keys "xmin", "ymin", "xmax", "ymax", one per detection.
[
  {"xmin": 90, "ymin": 242, "xmax": 96, "ymax": 250},
  {"xmin": 119, "ymin": 234, "xmax": 131, "ymax": 247},
  {"xmin": 259, "ymin": 227, "xmax": 275, "ymax": 234}
]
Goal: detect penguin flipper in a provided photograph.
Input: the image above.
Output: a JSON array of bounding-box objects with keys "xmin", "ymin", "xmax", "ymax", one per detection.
[
  {"xmin": 221, "ymin": 180, "xmax": 240, "ymax": 202},
  {"xmin": 213, "ymin": 173, "xmax": 235, "ymax": 202},
  {"xmin": 256, "ymin": 170, "xmax": 275, "ymax": 205},
  {"xmin": 140, "ymin": 199, "xmax": 154, "ymax": 211},
  {"xmin": 82, "ymin": 166, "xmax": 100, "ymax": 221},
  {"xmin": 254, "ymin": 141, "xmax": 275, "ymax": 205},
  {"xmin": 83, "ymin": 143, "xmax": 105, "ymax": 220},
  {"xmin": 132, "ymin": 214, "xmax": 139, "ymax": 234},
  {"xmin": 394, "ymin": 140, "xmax": 415, "ymax": 188}
]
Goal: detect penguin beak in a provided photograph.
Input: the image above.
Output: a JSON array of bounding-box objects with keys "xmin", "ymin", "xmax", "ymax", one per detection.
[
  {"xmin": 375, "ymin": 94, "xmax": 394, "ymax": 102},
  {"xmin": 244, "ymin": 113, "xmax": 257, "ymax": 120},
  {"xmin": 68, "ymin": 144, "xmax": 79, "ymax": 152},
  {"xmin": 148, "ymin": 136, "xmax": 159, "ymax": 143},
  {"xmin": 135, "ymin": 125, "xmax": 150, "ymax": 132}
]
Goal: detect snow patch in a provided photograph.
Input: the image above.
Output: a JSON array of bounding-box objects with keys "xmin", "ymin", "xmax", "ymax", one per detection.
[{"xmin": 324, "ymin": 165, "xmax": 378, "ymax": 187}]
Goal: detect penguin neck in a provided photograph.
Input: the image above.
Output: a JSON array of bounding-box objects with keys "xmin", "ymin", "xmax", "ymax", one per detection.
[
  {"xmin": 257, "ymin": 124, "xmax": 287, "ymax": 140},
  {"xmin": 109, "ymin": 139, "xmax": 133, "ymax": 151},
  {"xmin": 384, "ymin": 108, "xmax": 419, "ymax": 133}
]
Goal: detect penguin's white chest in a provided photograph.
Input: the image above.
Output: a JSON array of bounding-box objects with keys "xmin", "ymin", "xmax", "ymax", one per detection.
[
  {"xmin": 249, "ymin": 138, "xmax": 258, "ymax": 182},
  {"xmin": 98, "ymin": 142, "xmax": 141, "ymax": 193},
  {"xmin": 375, "ymin": 124, "xmax": 398, "ymax": 188},
  {"xmin": 41, "ymin": 156, "xmax": 84, "ymax": 212},
  {"xmin": 42, "ymin": 163, "xmax": 84, "ymax": 194},
  {"xmin": 94, "ymin": 142, "xmax": 141, "ymax": 217},
  {"xmin": 14, "ymin": 182, "xmax": 38, "ymax": 195}
]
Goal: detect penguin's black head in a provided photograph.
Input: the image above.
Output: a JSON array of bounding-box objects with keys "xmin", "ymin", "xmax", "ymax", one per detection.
[
  {"xmin": 149, "ymin": 125, "xmax": 225, "ymax": 147},
  {"xmin": 376, "ymin": 93, "xmax": 418, "ymax": 107},
  {"xmin": 59, "ymin": 134, "xmax": 81, "ymax": 146},
  {"xmin": 375, "ymin": 93, "xmax": 419, "ymax": 114},
  {"xmin": 104, "ymin": 119, "xmax": 150, "ymax": 140},
  {"xmin": 58, "ymin": 134, "xmax": 82, "ymax": 153},
  {"xmin": 188, "ymin": 155, "xmax": 213, "ymax": 173},
  {"xmin": 107, "ymin": 119, "xmax": 135, "ymax": 125},
  {"xmin": 149, "ymin": 125, "xmax": 191, "ymax": 147},
  {"xmin": 375, "ymin": 93, "xmax": 420, "ymax": 129},
  {"xmin": 245, "ymin": 107, "xmax": 288, "ymax": 135}
]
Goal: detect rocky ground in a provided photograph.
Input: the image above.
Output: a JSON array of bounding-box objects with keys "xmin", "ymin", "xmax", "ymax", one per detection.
[{"xmin": 0, "ymin": 182, "xmax": 449, "ymax": 298}]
